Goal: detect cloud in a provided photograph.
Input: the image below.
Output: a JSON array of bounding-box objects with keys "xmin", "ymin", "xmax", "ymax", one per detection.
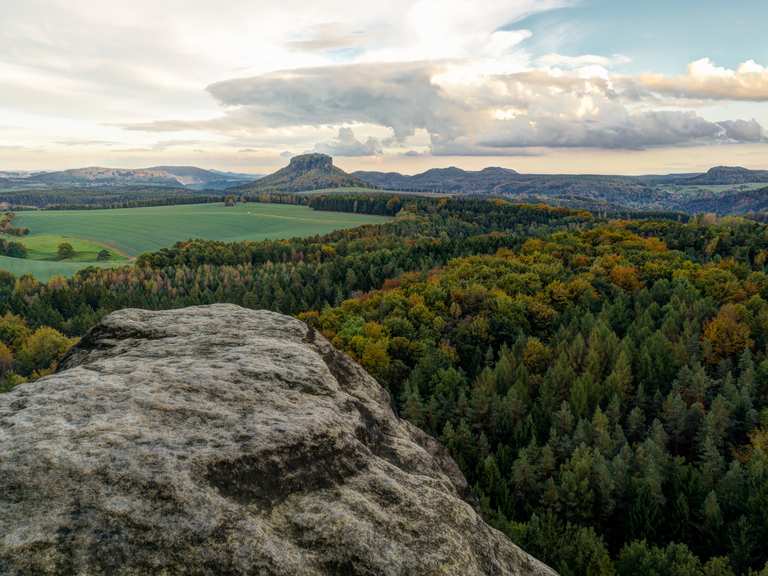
[
  {"xmin": 313, "ymin": 127, "xmax": 383, "ymax": 156},
  {"xmin": 537, "ymin": 53, "xmax": 631, "ymax": 69},
  {"xmin": 150, "ymin": 139, "xmax": 204, "ymax": 151},
  {"xmin": 56, "ymin": 139, "xmax": 119, "ymax": 147},
  {"xmin": 206, "ymin": 62, "xmax": 461, "ymax": 140},
  {"xmin": 637, "ymin": 58, "xmax": 768, "ymax": 101},
  {"xmin": 475, "ymin": 111, "xmax": 762, "ymax": 150},
  {"xmin": 717, "ymin": 119, "xmax": 766, "ymax": 142},
  {"xmin": 124, "ymin": 58, "xmax": 767, "ymax": 155},
  {"xmin": 285, "ymin": 22, "xmax": 367, "ymax": 52},
  {"xmin": 1, "ymin": 1, "xmax": 766, "ymax": 171}
]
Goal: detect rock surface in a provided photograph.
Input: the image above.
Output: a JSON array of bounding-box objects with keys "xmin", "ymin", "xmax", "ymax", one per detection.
[
  {"xmin": 0, "ymin": 304, "xmax": 557, "ymax": 576},
  {"xmin": 288, "ymin": 153, "xmax": 335, "ymax": 172}
]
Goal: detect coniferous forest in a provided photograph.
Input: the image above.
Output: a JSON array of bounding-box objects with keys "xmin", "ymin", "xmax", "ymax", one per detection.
[{"xmin": 2, "ymin": 196, "xmax": 768, "ymax": 575}]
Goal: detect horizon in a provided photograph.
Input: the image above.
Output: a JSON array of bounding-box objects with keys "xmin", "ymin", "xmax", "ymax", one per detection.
[
  {"xmin": 1, "ymin": 0, "xmax": 766, "ymax": 174},
  {"xmin": 4, "ymin": 153, "xmax": 768, "ymax": 178}
]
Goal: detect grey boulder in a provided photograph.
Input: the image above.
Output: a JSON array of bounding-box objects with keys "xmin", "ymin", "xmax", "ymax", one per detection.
[{"xmin": 0, "ymin": 304, "xmax": 556, "ymax": 576}]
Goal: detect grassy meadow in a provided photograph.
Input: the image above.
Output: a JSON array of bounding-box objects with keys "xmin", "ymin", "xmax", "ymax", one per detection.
[{"xmin": 1, "ymin": 202, "xmax": 389, "ymax": 280}]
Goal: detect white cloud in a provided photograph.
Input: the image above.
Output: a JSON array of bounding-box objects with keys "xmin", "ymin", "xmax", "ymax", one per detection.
[
  {"xmin": 638, "ymin": 58, "xmax": 768, "ymax": 101},
  {"xmin": 537, "ymin": 53, "xmax": 631, "ymax": 69},
  {"xmin": 313, "ymin": 127, "xmax": 383, "ymax": 156},
  {"xmin": 131, "ymin": 61, "xmax": 764, "ymax": 154}
]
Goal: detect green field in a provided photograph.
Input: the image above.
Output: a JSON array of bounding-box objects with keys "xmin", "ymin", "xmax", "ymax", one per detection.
[
  {"xmin": 0, "ymin": 255, "xmax": 118, "ymax": 281},
  {"xmin": 15, "ymin": 234, "xmax": 129, "ymax": 262},
  {"xmin": 1, "ymin": 202, "xmax": 389, "ymax": 281}
]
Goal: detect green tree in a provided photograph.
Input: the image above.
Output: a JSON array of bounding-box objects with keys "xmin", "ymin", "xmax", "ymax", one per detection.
[
  {"xmin": 0, "ymin": 342, "xmax": 13, "ymax": 377},
  {"xmin": 57, "ymin": 242, "xmax": 75, "ymax": 260},
  {"xmin": 16, "ymin": 327, "xmax": 76, "ymax": 376}
]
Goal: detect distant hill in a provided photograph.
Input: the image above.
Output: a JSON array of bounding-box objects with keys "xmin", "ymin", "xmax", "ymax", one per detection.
[
  {"xmin": 0, "ymin": 166, "xmax": 259, "ymax": 190},
  {"xmin": 352, "ymin": 165, "xmax": 768, "ymax": 214},
  {"xmin": 683, "ymin": 166, "xmax": 768, "ymax": 185},
  {"xmin": 354, "ymin": 166, "xmax": 518, "ymax": 193},
  {"xmin": 5, "ymin": 159, "xmax": 768, "ymax": 216},
  {"xmin": 32, "ymin": 167, "xmax": 181, "ymax": 187},
  {"xmin": 241, "ymin": 154, "xmax": 371, "ymax": 193},
  {"xmin": 147, "ymin": 166, "xmax": 259, "ymax": 190},
  {"xmin": 677, "ymin": 185, "xmax": 768, "ymax": 215},
  {"xmin": 354, "ymin": 165, "xmax": 768, "ymax": 194},
  {"xmin": 354, "ymin": 166, "xmax": 664, "ymax": 206}
]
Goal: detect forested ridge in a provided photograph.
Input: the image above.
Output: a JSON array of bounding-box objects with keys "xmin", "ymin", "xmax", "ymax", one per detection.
[{"xmin": 2, "ymin": 196, "xmax": 768, "ymax": 574}]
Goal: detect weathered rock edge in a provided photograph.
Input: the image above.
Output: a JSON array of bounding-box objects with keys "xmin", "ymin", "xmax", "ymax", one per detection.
[{"xmin": 0, "ymin": 304, "xmax": 557, "ymax": 576}]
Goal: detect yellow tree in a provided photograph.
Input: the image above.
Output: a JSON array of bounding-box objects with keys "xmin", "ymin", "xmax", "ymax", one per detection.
[{"xmin": 702, "ymin": 304, "xmax": 753, "ymax": 364}]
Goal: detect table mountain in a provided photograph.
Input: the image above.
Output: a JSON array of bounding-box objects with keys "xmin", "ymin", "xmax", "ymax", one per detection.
[
  {"xmin": 684, "ymin": 166, "xmax": 768, "ymax": 185},
  {"xmin": 0, "ymin": 304, "xmax": 556, "ymax": 576},
  {"xmin": 242, "ymin": 153, "xmax": 372, "ymax": 192}
]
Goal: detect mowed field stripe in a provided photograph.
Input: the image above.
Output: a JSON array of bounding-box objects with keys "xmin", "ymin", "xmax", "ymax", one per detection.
[{"xmin": 3, "ymin": 202, "xmax": 389, "ymax": 279}]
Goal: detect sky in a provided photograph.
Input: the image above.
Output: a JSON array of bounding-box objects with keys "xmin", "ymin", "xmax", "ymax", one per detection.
[{"xmin": 0, "ymin": 0, "xmax": 766, "ymax": 175}]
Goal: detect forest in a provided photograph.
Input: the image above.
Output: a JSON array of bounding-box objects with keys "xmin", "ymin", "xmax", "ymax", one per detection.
[{"xmin": 2, "ymin": 195, "xmax": 768, "ymax": 575}]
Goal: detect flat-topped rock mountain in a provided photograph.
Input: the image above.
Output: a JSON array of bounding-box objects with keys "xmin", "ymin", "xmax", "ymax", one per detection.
[
  {"xmin": 684, "ymin": 165, "xmax": 768, "ymax": 185},
  {"xmin": 287, "ymin": 153, "xmax": 335, "ymax": 172},
  {"xmin": 242, "ymin": 153, "xmax": 372, "ymax": 192},
  {"xmin": 0, "ymin": 304, "xmax": 556, "ymax": 576}
]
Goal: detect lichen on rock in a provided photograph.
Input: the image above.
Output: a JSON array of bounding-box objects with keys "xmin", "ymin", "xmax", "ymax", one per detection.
[{"xmin": 0, "ymin": 304, "xmax": 556, "ymax": 575}]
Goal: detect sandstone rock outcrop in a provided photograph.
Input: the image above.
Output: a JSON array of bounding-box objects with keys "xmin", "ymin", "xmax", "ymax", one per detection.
[
  {"xmin": 245, "ymin": 153, "xmax": 372, "ymax": 191},
  {"xmin": 0, "ymin": 304, "xmax": 556, "ymax": 575}
]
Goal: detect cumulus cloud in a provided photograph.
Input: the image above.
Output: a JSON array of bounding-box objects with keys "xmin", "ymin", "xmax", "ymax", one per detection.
[
  {"xmin": 717, "ymin": 119, "xmax": 766, "ymax": 142},
  {"xmin": 313, "ymin": 127, "xmax": 383, "ymax": 156},
  {"xmin": 476, "ymin": 111, "xmax": 763, "ymax": 151},
  {"xmin": 124, "ymin": 59, "xmax": 767, "ymax": 155},
  {"xmin": 637, "ymin": 58, "xmax": 768, "ymax": 101},
  {"xmin": 206, "ymin": 62, "xmax": 461, "ymax": 140}
]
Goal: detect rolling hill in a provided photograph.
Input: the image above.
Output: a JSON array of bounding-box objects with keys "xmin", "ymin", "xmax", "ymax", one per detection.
[
  {"xmin": 676, "ymin": 185, "xmax": 768, "ymax": 214},
  {"xmin": 683, "ymin": 166, "xmax": 768, "ymax": 185},
  {"xmin": 0, "ymin": 166, "xmax": 259, "ymax": 190},
  {"xmin": 4, "ymin": 157, "xmax": 768, "ymax": 216},
  {"xmin": 354, "ymin": 166, "xmax": 518, "ymax": 193},
  {"xmin": 354, "ymin": 165, "xmax": 768, "ymax": 194},
  {"xmin": 352, "ymin": 164, "xmax": 768, "ymax": 214}
]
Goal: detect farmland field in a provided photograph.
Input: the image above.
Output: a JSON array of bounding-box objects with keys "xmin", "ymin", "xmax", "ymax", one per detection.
[
  {"xmin": 0, "ymin": 255, "xmax": 118, "ymax": 281},
  {"xmin": 1, "ymin": 202, "xmax": 389, "ymax": 280},
  {"xmin": 15, "ymin": 235, "xmax": 129, "ymax": 262}
]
